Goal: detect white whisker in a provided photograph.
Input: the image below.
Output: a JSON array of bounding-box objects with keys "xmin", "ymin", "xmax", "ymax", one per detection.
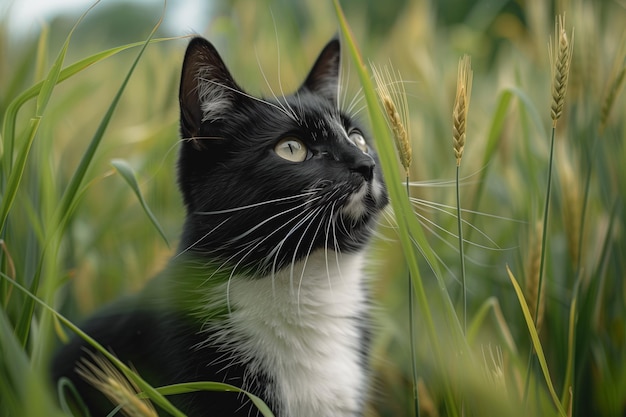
[
  {"xmin": 410, "ymin": 198, "xmax": 520, "ymax": 251},
  {"xmin": 411, "ymin": 207, "xmax": 508, "ymax": 251},
  {"xmin": 345, "ymin": 88, "xmax": 365, "ymax": 116},
  {"xmin": 411, "ymin": 197, "xmax": 527, "ymax": 223},
  {"xmin": 282, "ymin": 207, "xmax": 324, "ymax": 292},
  {"xmin": 225, "ymin": 197, "xmax": 322, "ymax": 245},
  {"xmin": 296, "ymin": 207, "xmax": 328, "ymax": 311},
  {"xmin": 324, "ymin": 203, "xmax": 337, "ymax": 294},
  {"xmin": 330, "ymin": 204, "xmax": 344, "ymax": 284},
  {"xmin": 196, "ymin": 192, "xmax": 318, "ymax": 215}
]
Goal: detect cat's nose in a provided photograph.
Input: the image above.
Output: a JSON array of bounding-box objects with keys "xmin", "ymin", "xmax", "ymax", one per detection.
[{"xmin": 350, "ymin": 154, "xmax": 375, "ymax": 182}]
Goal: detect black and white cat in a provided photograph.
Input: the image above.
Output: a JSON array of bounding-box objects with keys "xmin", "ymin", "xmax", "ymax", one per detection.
[{"xmin": 52, "ymin": 36, "xmax": 388, "ymax": 417}]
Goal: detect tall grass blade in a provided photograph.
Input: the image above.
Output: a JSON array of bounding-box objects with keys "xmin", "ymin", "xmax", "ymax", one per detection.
[
  {"xmin": 0, "ymin": 118, "xmax": 40, "ymax": 235},
  {"xmin": 155, "ymin": 382, "xmax": 275, "ymax": 417},
  {"xmin": 506, "ymin": 265, "xmax": 567, "ymax": 417},
  {"xmin": 111, "ymin": 159, "xmax": 170, "ymax": 248},
  {"xmin": 55, "ymin": 16, "xmax": 163, "ymax": 234}
]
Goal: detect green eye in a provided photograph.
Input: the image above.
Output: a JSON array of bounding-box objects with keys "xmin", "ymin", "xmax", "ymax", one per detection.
[
  {"xmin": 349, "ymin": 131, "xmax": 368, "ymax": 152},
  {"xmin": 275, "ymin": 137, "xmax": 308, "ymax": 162}
]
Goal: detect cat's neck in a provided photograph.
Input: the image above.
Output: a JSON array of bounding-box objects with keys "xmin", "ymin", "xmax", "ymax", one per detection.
[{"xmin": 211, "ymin": 249, "xmax": 369, "ymax": 417}]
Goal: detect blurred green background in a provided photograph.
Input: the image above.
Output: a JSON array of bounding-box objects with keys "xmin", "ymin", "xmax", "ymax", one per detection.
[{"xmin": 1, "ymin": 0, "xmax": 625, "ymax": 416}]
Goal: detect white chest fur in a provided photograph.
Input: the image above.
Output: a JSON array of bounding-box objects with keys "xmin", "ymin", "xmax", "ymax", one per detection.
[{"xmin": 214, "ymin": 250, "xmax": 368, "ymax": 417}]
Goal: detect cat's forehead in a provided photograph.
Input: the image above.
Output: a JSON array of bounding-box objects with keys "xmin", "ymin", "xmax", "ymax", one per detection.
[
  {"xmin": 285, "ymin": 97, "xmax": 354, "ymax": 141},
  {"xmin": 307, "ymin": 115, "xmax": 351, "ymax": 141}
]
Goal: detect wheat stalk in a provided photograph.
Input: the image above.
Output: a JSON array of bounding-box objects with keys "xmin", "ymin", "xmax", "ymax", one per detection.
[
  {"xmin": 75, "ymin": 352, "xmax": 158, "ymax": 417},
  {"xmin": 453, "ymin": 55, "xmax": 473, "ymax": 166},
  {"xmin": 549, "ymin": 15, "xmax": 575, "ymax": 127}
]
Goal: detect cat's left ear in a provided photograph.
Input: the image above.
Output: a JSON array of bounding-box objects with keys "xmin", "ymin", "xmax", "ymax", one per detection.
[
  {"xmin": 299, "ymin": 38, "xmax": 340, "ymax": 106},
  {"xmin": 179, "ymin": 37, "xmax": 241, "ymax": 139}
]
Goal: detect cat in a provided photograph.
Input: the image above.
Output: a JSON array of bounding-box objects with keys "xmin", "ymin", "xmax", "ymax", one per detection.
[{"xmin": 52, "ymin": 35, "xmax": 388, "ymax": 417}]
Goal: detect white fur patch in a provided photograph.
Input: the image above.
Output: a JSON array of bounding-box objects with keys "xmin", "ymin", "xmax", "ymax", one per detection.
[
  {"xmin": 343, "ymin": 183, "xmax": 369, "ymax": 220},
  {"xmin": 196, "ymin": 66, "xmax": 233, "ymax": 122},
  {"xmin": 211, "ymin": 250, "xmax": 368, "ymax": 417},
  {"xmin": 342, "ymin": 176, "xmax": 385, "ymax": 221}
]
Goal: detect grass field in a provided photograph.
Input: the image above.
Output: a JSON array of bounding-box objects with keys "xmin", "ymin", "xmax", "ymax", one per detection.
[{"xmin": 1, "ymin": 0, "xmax": 625, "ymax": 416}]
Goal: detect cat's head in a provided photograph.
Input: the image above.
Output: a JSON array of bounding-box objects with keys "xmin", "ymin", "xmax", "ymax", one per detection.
[{"xmin": 177, "ymin": 36, "xmax": 388, "ymax": 274}]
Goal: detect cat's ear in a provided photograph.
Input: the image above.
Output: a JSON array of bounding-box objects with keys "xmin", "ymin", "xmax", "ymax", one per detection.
[
  {"xmin": 179, "ymin": 37, "xmax": 240, "ymax": 138},
  {"xmin": 300, "ymin": 38, "xmax": 341, "ymax": 106}
]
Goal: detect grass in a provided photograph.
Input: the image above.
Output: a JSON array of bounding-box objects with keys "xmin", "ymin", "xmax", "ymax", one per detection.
[{"xmin": 1, "ymin": 0, "xmax": 625, "ymax": 416}]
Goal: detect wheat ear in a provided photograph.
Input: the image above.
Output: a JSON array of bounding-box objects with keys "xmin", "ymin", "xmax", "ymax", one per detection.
[
  {"xmin": 550, "ymin": 15, "xmax": 575, "ymax": 127},
  {"xmin": 372, "ymin": 64, "xmax": 412, "ymax": 175},
  {"xmin": 453, "ymin": 55, "xmax": 473, "ymax": 166},
  {"xmin": 75, "ymin": 352, "xmax": 158, "ymax": 417}
]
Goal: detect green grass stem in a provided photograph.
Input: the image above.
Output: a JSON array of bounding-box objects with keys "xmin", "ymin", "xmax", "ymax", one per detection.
[
  {"xmin": 456, "ymin": 165, "xmax": 467, "ymax": 334},
  {"xmin": 406, "ymin": 176, "xmax": 420, "ymax": 417}
]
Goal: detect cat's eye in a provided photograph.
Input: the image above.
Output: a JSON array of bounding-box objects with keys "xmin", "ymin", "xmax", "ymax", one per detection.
[
  {"xmin": 275, "ymin": 137, "xmax": 308, "ymax": 162},
  {"xmin": 348, "ymin": 131, "xmax": 368, "ymax": 152}
]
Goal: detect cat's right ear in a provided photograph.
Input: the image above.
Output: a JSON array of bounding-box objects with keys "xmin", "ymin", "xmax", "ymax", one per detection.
[
  {"xmin": 299, "ymin": 38, "xmax": 341, "ymax": 106},
  {"xmin": 179, "ymin": 37, "xmax": 240, "ymax": 139}
]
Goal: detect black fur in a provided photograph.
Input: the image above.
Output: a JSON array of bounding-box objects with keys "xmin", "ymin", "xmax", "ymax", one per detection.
[{"xmin": 52, "ymin": 36, "xmax": 388, "ymax": 417}]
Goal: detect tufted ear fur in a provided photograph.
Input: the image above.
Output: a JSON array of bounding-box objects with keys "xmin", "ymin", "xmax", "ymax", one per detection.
[
  {"xmin": 179, "ymin": 37, "xmax": 241, "ymax": 139},
  {"xmin": 299, "ymin": 38, "xmax": 341, "ymax": 106}
]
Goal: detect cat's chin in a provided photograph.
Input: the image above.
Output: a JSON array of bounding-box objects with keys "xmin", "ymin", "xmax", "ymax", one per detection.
[{"xmin": 341, "ymin": 178, "xmax": 387, "ymax": 221}]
